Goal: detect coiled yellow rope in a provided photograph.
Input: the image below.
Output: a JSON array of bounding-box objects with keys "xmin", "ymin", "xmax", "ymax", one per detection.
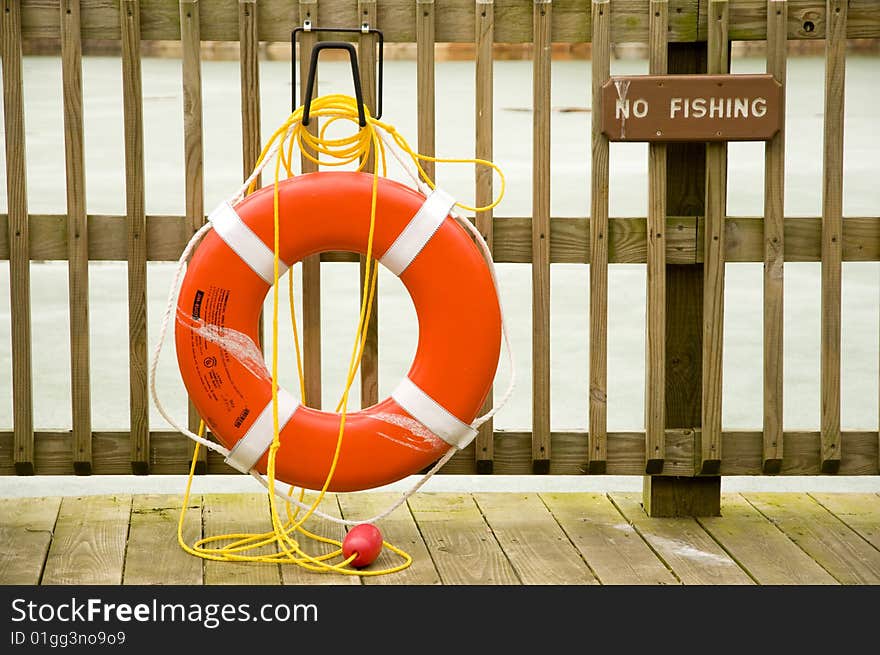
[{"xmin": 176, "ymin": 94, "xmax": 504, "ymax": 576}]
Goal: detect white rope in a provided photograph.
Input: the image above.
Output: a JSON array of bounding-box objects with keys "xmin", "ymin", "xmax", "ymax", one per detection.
[{"xmin": 149, "ymin": 116, "xmax": 515, "ymax": 527}]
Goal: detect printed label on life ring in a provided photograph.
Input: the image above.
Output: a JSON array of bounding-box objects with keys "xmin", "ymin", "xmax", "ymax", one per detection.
[{"xmin": 178, "ymin": 284, "xmax": 269, "ymax": 422}]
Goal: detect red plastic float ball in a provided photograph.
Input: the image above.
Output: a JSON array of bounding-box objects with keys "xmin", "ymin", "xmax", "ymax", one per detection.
[{"xmin": 342, "ymin": 524, "xmax": 384, "ymax": 568}]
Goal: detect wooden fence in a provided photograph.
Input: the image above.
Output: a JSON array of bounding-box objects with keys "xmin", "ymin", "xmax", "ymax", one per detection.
[{"xmin": 1, "ymin": 2, "xmax": 878, "ymax": 509}]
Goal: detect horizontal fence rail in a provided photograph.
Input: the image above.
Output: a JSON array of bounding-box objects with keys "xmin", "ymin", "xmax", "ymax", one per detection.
[
  {"xmin": 0, "ymin": 429, "xmax": 876, "ymax": 476},
  {"xmin": 2, "ymin": 214, "xmax": 878, "ymax": 263},
  {"xmin": 13, "ymin": 0, "xmax": 880, "ymax": 42},
  {"xmin": 1, "ymin": 0, "xmax": 878, "ymax": 482}
]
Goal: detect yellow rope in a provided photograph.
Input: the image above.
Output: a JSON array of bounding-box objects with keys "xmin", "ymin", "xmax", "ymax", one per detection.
[{"xmin": 177, "ymin": 94, "xmax": 504, "ymax": 576}]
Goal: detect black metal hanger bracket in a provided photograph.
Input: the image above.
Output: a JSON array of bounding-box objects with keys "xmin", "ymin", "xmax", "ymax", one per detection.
[{"xmin": 291, "ymin": 23, "xmax": 385, "ymax": 128}]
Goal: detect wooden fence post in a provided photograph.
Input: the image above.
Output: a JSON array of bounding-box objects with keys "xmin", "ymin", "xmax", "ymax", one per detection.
[{"xmin": 642, "ymin": 37, "xmax": 722, "ymax": 517}]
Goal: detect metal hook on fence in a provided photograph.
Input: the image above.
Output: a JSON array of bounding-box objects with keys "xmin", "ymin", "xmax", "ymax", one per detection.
[{"xmin": 291, "ymin": 24, "xmax": 385, "ymax": 127}]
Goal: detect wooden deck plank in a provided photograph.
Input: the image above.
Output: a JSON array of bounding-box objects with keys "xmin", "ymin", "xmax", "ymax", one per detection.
[
  {"xmin": 611, "ymin": 493, "xmax": 754, "ymax": 584},
  {"xmin": 42, "ymin": 495, "xmax": 132, "ymax": 585},
  {"xmin": 697, "ymin": 494, "xmax": 837, "ymax": 585},
  {"xmin": 0, "ymin": 497, "xmax": 61, "ymax": 585},
  {"xmin": 202, "ymin": 493, "xmax": 281, "ymax": 585},
  {"xmin": 541, "ymin": 492, "xmax": 679, "ymax": 585},
  {"xmin": 123, "ymin": 494, "xmax": 203, "ymax": 585},
  {"xmin": 339, "ymin": 492, "xmax": 440, "ymax": 585},
  {"xmin": 808, "ymin": 493, "xmax": 880, "ymax": 552},
  {"xmin": 744, "ymin": 493, "xmax": 880, "ymax": 584},
  {"xmin": 279, "ymin": 493, "xmax": 359, "ymax": 586},
  {"xmin": 474, "ymin": 493, "xmax": 598, "ymax": 585},
  {"xmin": 407, "ymin": 493, "xmax": 519, "ymax": 584}
]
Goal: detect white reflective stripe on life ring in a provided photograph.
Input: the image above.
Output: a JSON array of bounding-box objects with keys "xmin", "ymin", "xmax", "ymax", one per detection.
[
  {"xmin": 391, "ymin": 377, "xmax": 478, "ymax": 449},
  {"xmin": 379, "ymin": 188, "xmax": 456, "ymax": 277},
  {"xmin": 209, "ymin": 201, "xmax": 290, "ymax": 285},
  {"xmin": 224, "ymin": 389, "xmax": 300, "ymax": 474}
]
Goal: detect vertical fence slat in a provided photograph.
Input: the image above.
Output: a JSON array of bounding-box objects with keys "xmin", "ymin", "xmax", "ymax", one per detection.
[
  {"xmin": 531, "ymin": 0, "xmax": 551, "ymax": 474},
  {"xmin": 475, "ymin": 0, "xmax": 495, "ymax": 473},
  {"xmin": 645, "ymin": 0, "xmax": 668, "ymax": 474},
  {"xmin": 699, "ymin": 0, "xmax": 728, "ymax": 475},
  {"xmin": 416, "ymin": 0, "xmax": 435, "ymax": 182},
  {"xmin": 298, "ymin": 0, "xmax": 322, "ymax": 409},
  {"xmin": 238, "ymin": 0, "xmax": 262, "ymax": 349},
  {"xmin": 1, "ymin": 0, "xmax": 34, "ymax": 475},
  {"xmin": 239, "ymin": 0, "xmax": 261, "ymax": 185},
  {"xmin": 821, "ymin": 0, "xmax": 846, "ymax": 474},
  {"xmin": 588, "ymin": 0, "xmax": 610, "ymax": 474},
  {"xmin": 180, "ymin": 0, "xmax": 208, "ymax": 472},
  {"xmin": 61, "ymin": 0, "xmax": 92, "ymax": 475},
  {"xmin": 763, "ymin": 0, "xmax": 787, "ymax": 474},
  {"xmin": 358, "ymin": 0, "xmax": 379, "ymax": 408},
  {"xmin": 120, "ymin": 0, "xmax": 149, "ymax": 474}
]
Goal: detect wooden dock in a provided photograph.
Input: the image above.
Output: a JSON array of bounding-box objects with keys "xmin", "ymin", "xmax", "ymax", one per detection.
[{"xmin": 2, "ymin": 491, "xmax": 879, "ymax": 586}]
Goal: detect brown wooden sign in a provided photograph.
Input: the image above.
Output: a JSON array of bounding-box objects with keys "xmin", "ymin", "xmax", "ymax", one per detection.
[{"xmin": 601, "ymin": 74, "xmax": 783, "ymax": 142}]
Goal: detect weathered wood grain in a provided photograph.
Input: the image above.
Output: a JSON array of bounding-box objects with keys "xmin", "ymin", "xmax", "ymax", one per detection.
[
  {"xmin": 180, "ymin": 0, "xmax": 207, "ymax": 472},
  {"xmin": 541, "ymin": 492, "xmax": 679, "ymax": 584},
  {"xmin": 407, "ymin": 493, "xmax": 519, "ymax": 584},
  {"xmin": 239, "ymin": 0, "xmax": 260, "ymax": 187},
  {"xmin": 298, "ymin": 0, "xmax": 322, "ymax": 410},
  {"xmin": 61, "ymin": 0, "xmax": 92, "ymax": 475},
  {"xmin": 5, "ymin": 214, "xmax": 879, "ymax": 264},
  {"xmin": 2, "ymin": 429, "xmax": 877, "ymax": 476},
  {"xmin": 202, "ymin": 493, "xmax": 282, "ymax": 585},
  {"xmin": 123, "ymin": 494, "xmax": 203, "ymax": 584},
  {"xmin": 532, "ymin": 0, "xmax": 552, "ymax": 474},
  {"xmin": 474, "ymin": 492, "xmax": 598, "ymax": 584},
  {"xmin": 697, "ymin": 494, "xmax": 837, "ymax": 584},
  {"xmin": 416, "ymin": 0, "xmax": 435, "ymax": 182},
  {"xmin": 278, "ymin": 493, "xmax": 360, "ymax": 585},
  {"xmin": 120, "ymin": 0, "xmax": 149, "ymax": 474},
  {"xmin": 820, "ymin": 0, "xmax": 846, "ymax": 474},
  {"xmin": 762, "ymin": 0, "xmax": 787, "ymax": 474},
  {"xmin": 645, "ymin": 0, "xmax": 668, "ymax": 474},
  {"xmin": 339, "ymin": 492, "xmax": 440, "ymax": 585},
  {"xmin": 745, "ymin": 493, "xmax": 880, "ymax": 584},
  {"xmin": 699, "ymin": 0, "xmax": 728, "ymax": 475},
  {"xmin": 2, "ymin": 0, "xmax": 34, "ymax": 475},
  {"xmin": 42, "ymin": 495, "xmax": 132, "ymax": 585},
  {"xmin": 588, "ymin": 0, "xmax": 610, "ymax": 474},
  {"xmin": 644, "ymin": 41, "xmax": 709, "ymax": 516},
  {"xmin": 358, "ymin": 0, "xmax": 379, "ymax": 409},
  {"xmin": 0, "ymin": 497, "xmax": 61, "ymax": 584},
  {"xmin": 611, "ymin": 493, "xmax": 754, "ymax": 584},
  {"xmin": 474, "ymin": 0, "xmax": 495, "ymax": 472},
  {"xmin": 19, "ymin": 1, "xmax": 880, "ymax": 42},
  {"xmin": 809, "ymin": 493, "xmax": 880, "ymax": 552}
]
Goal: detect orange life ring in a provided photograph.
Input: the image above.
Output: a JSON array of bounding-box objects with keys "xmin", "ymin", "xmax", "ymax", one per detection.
[{"xmin": 175, "ymin": 171, "xmax": 501, "ymax": 492}]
